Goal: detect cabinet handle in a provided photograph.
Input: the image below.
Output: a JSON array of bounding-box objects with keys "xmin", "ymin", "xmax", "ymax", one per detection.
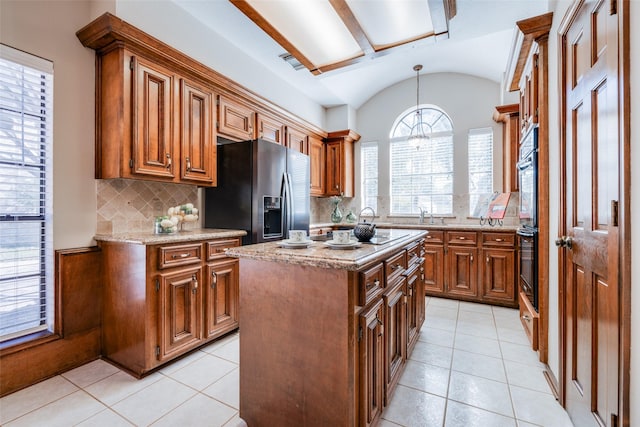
[
  {"xmin": 458, "ymin": 236, "xmax": 466, "ymax": 240},
  {"xmin": 165, "ymin": 153, "xmax": 172, "ymax": 169},
  {"xmin": 373, "ymin": 279, "xmax": 380, "ymax": 287},
  {"xmin": 495, "ymin": 238, "xmax": 504, "ymax": 242},
  {"xmin": 192, "ymin": 274, "xmax": 198, "ymax": 294},
  {"xmin": 172, "ymin": 253, "xmax": 189, "ymax": 259},
  {"xmin": 486, "ymin": 256, "xmax": 489, "ymax": 263},
  {"xmin": 335, "ymin": 184, "xmax": 339, "ymax": 190},
  {"xmin": 522, "ymin": 314, "xmax": 531, "ymax": 322},
  {"xmin": 470, "ymin": 255, "xmax": 474, "ymax": 263},
  {"xmin": 211, "ymin": 271, "xmax": 217, "ymax": 288},
  {"xmin": 426, "ymin": 236, "xmax": 432, "ymax": 239},
  {"xmin": 185, "ymin": 157, "xmax": 191, "ymax": 171}
]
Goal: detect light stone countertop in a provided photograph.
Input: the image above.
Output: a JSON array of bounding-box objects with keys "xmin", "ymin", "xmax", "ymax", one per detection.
[
  {"xmin": 94, "ymin": 228, "xmax": 247, "ymax": 245},
  {"xmin": 310, "ymin": 222, "xmax": 520, "ymax": 232},
  {"xmin": 225, "ymin": 228, "xmax": 427, "ymax": 271}
]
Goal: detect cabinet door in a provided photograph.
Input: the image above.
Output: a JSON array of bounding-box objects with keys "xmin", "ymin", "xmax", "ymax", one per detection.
[
  {"xmin": 286, "ymin": 126, "xmax": 308, "ymax": 154},
  {"xmin": 481, "ymin": 248, "xmax": 516, "ymax": 304},
  {"xmin": 257, "ymin": 113, "xmax": 285, "ymax": 145},
  {"xmin": 309, "ymin": 136, "xmax": 325, "ymax": 196},
  {"xmin": 217, "ymin": 95, "xmax": 255, "ymax": 141},
  {"xmin": 405, "ymin": 264, "xmax": 423, "ymax": 354},
  {"xmin": 157, "ymin": 266, "xmax": 201, "ymax": 360},
  {"xmin": 131, "ymin": 56, "xmax": 175, "ymax": 179},
  {"xmin": 446, "ymin": 247, "xmax": 478, "ymax": 298},
  {"xmin": 204, "ymin": 259, "xmax": 239, "ymax": 340},
  {"xmin": 180, "ymin": 79, "xmax": 216, "ymax": 185},
  {"xmin": 358, "ymin": 299, "xmax": 384, "ymax": 427},
  {"xmin": 383, "ymin": 277, "xmax": 407, "ymax": 405},
  {"xmin": 423, "ymin": 245, "xmax": 445, "ymax": 295}
]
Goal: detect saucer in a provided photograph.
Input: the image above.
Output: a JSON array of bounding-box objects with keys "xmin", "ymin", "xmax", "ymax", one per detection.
[
  {"xmin": 277, "ymin": 239, "xmax": 314, "ymax": 249},
  {"xmin": 324, "ymin": 240, "xmax": 362, "ymax": 250}
]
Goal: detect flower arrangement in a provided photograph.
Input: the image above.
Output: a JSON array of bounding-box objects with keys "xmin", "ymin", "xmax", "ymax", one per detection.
[{"xmin": 155, "ymin": 203, "xmax": 199, "ymax": 233}]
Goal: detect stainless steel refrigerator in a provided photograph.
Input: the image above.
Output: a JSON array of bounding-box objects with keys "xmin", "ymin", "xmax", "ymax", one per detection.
[{"xmin": 204, "ymin": 137, "xmax": 310, "ymax": 245}]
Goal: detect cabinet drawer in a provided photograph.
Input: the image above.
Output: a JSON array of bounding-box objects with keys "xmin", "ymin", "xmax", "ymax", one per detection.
[
  {"xmin": 385, "ymin": 250, "xmax": 407, "ymax": 282},
  {"xmin": 519, "ymin": 291, "xmax": 539, "ymax": 351},
  {"xmin": 406, "ymin": 241, "xmax": 422, "ymax": 266},
  {"xmin": 358, "ymin": 263, "xmax": 384, "ymax": 306},
  {"xmin": 423, "ymin": 230, "xmax": 444, "ymax": 245},
  {"xmin": 207, "ymin": 238, "xmax": 241, "ymax": 261},
  {"xmin": 447, "ymin": 231, "xmax": 477, "ymax": 246},
  {"xmin": 158, "ymin": 243, "xmax": 202, "ymax": 269},
  {"xmin": 482, "ymin": 232, "xmax": 515, "ymax": 248}
]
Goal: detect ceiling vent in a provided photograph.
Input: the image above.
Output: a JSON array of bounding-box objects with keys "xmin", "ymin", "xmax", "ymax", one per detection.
[{"xmin": 279, "ymin": 52, "xmax": 305, "ymax": 71}]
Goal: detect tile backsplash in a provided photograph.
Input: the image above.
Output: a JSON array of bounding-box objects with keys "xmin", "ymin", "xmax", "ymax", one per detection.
[{"xmin": 96, "ymin": 179, "xmax": 198, "ymax": 234}]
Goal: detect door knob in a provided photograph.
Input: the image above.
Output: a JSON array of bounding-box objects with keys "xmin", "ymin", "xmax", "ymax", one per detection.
[{"xmin": 555, "ymin": 236, "xmax": 573, "ymax": 250}]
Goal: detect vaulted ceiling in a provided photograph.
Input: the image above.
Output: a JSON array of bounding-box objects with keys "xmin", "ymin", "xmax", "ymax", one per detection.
[{"xmin": 171, "ymin": 0, "xmax": 550, "ymax": 108}]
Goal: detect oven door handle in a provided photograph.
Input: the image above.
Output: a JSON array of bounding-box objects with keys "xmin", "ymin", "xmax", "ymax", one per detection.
[{"xmin": 517, "ymin": 159, "xmax": 533, "ymax": 171}]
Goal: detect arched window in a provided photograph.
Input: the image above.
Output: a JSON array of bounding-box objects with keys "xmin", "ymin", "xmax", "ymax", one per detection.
[{"xmin": 389, "ymin": 105, "xmax": 454, "ymax": 215}]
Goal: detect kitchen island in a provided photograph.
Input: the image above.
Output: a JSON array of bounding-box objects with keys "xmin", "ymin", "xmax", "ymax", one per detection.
[{"xmin": 226, "ymin": 229, "xmax": 427, "ymax": 427}]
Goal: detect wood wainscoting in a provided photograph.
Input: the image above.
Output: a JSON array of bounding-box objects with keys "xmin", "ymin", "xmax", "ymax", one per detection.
[{"xmin": 0, "ymin": 247, "xmax": 103, "ymax": 397}]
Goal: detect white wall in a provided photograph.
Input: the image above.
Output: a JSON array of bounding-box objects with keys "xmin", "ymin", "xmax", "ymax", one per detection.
[
  {"xmin": 1, "ymin": 1, "xmax": 97, "ymax": 249},
  {"xmin": 355, "ymin": 72, "xmax": 503, "ymax": 220}
]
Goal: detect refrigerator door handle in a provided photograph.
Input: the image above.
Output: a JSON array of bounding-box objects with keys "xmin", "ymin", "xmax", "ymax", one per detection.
[
  {"xmin": 285, "ymin": 172, "xmax": 294, "ymax": 230},
  {"xmin": 281, "ymin": 173, "xmax": 288, "ymax": 233}
]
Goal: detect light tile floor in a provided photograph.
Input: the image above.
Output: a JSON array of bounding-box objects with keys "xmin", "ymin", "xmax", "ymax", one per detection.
[{"xmin": 0, "ymin": 297, "xmax": 575, "ymax": 427}]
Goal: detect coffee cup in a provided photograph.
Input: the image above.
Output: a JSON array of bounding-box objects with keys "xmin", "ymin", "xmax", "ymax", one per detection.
[
  {"xmin": 288, "ymin": 230, "xmax": 307, "ymax": 242},
  {"xmin": 333, "ymin": 230, "xmax": 351, "ymax": 244}
]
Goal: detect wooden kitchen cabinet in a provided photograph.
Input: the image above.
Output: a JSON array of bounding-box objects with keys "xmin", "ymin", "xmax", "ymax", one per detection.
[
  {"xmin": 423, "ymin": 231, "xmax": 445, "ymax": 295},
  {"xmin": 309, "ymin": 135, "xmax": 326, "ymax": 196},
  {"xmin": 85, "ymin": 49, "xmax": 218, "ymax": 186},
  {"xmin": 98, "ymin": 235, "xmax": 241, "ymax": 376},
  {"xmin": 204, "ymin": 258, "xmax": 239, "ymax": 340},
  {"xmin": 493, "ymin": 103, "xmax": 520, "ymax": 192},
  {"xmin": 383, "ymin": 276, "xmax": 407, "ymax": 405},
  {"xmin": 286, "ymin": 125, "xmax": 309, "ymax": 154},
  {"xmin": 157, "ymin": 266, "xmax": 202, "ymax": 360},
  {"xmin": 358, "ymin": 298, "xmax": 385, "ymax": 427},
  {"xmin": 423, "ymin": 228, "xmax": 517, "ymax": 308},
  {"xmin": 325, "ymin": 130, "xmax": 359, "ymax": 197},
  {"xmin": 217, "ymin": 95, "xmax": 256, "ymax": 141},
  {"xmin": 480, "ymin": 232, "xmax": 516, "ymax": 305},
  {"xmin": 257, "ymin": 113, "xmax": 285, "ymax": 145}
]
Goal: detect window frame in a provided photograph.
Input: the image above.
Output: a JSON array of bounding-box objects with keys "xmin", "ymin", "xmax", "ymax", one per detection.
[
  {"xmin": 0, "ymin": 44, "xmax": 54, "ymax": 344},
  {"xmin": 467, "ymin": 127, "xmax": 494, "ymax": 217}
]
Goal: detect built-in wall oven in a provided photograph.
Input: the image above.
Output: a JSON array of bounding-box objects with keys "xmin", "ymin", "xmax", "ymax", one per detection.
[{"xmin": 516, "ymin": 126, "xmax": 538, "ymax": 311}]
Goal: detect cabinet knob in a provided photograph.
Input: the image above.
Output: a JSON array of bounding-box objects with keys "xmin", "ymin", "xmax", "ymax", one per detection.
[
  {"xmin": 522, "ymin": 314, "xmax": 531, "ymax": 322},
  {"xmin": 373, "ymin": 279, "xmax": 380, "ymax": 287}
]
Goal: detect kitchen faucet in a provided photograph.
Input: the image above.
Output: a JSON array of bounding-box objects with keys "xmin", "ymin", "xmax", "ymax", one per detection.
[{"xmin": 418, "ymin": 207, "xmax": 427, "ymax": 224}]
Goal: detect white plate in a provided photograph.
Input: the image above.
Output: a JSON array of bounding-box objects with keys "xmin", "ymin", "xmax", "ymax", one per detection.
[
  {"xmin": 324, "ymin": 240, "xmax": 362, "ymax": 250},
  {"xmin": 277, "ymin": 240, "xmax": 313, "ymax": 249}
]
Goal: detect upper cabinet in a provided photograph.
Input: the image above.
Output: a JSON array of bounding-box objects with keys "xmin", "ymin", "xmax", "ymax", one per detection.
[
  {"xmin": 493, "ymin": 104, "xmax": 520, "ymax": 192},
  {"xmin": 325, "ymin": 130, "xmax": 360, "ymax": 197},
  {"xmin": 286, "ymin": 125, "xmax": 309, "ymax": 155},
  {"xmin": 309, "ymin": 136, "xmax": 325, "ymax": 196},
  {"xmin": 257, "ymin": 113, "xmax": 285, "ymax": 145},
  {"xmin": 218, "ymin": 96, "xmax": 256, "ymax": 141},
  {"xmin": 76, "ymin": 13, "xmax": 326, "ymax": 187}
]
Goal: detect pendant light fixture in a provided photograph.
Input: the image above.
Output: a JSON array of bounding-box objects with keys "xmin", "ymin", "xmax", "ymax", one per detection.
[{"xmin": 408, "ymin": 64, "xmax": 429, "ymax": 149}]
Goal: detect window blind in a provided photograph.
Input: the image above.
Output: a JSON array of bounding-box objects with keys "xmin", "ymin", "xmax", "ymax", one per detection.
[
  {"xmin": 0, "ymin": 44, "xmax": 54, "ymax": 341},
  {"xmin": 360, "ymin": 142, "xmax": 378, "ymax": 212},
  {"xmin": 390, "ymin": 136, "xmax": 453, "ymax": 215},
  {"xmin": 468, "ymin": 127, "xmax": 493, "ymax": 216}
]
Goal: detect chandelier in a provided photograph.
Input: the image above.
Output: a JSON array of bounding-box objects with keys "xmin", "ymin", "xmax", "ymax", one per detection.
[{"xmin": 408, "ymin": 64, "xmax": 429, "ymax": 149}]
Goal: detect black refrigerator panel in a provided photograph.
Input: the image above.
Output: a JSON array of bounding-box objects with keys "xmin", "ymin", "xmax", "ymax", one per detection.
[
  {"xmin": 287, "ymin": 148, "xmax": 310, "ymax": 232},
  {"xmin": 204, "ymin": 139, "xmax": 287, "ymax": 245},
  {"xmin": 204, "ymin": 140, "xmax": 254, "ymax": 245}
]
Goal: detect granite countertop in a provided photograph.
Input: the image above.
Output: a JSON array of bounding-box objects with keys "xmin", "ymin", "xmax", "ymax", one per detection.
[
  {"xmin": 310, "ymin": 222, "xmax": 520, "ymax": 232},
  {"xmin": 94, "ymin": 228, "xmax": 247, "ymax": 244},
  {"xmin": 225, "ymin": 228, "xmax": 427, "ymax": 271}
]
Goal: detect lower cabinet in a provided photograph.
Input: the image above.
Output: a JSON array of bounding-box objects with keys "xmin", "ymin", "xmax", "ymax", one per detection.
[
  {"xmin": 357, "ymin": 240, "xmax": 425, "ymax": 425},
  {"xmin": 424, "ymin": 229, "xmax": 517, "ymax": 308},
  {"xmin": 358, "ymin": 299, "xmax": 385, "ymax": 427},
  {"xmin": 99, "ymin": 235, "xmax": 241, "ymax": 376}
]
